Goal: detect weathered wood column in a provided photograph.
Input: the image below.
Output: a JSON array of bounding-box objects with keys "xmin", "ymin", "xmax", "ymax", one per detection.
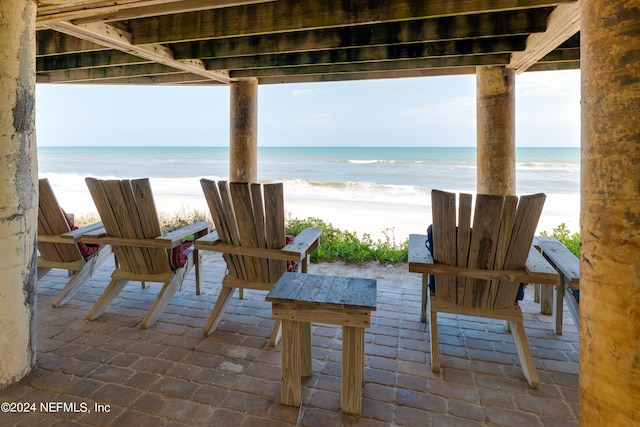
[
  {"xmin": 0, "ymin": 0, "xmax": 38, "ymax": 388},
  {"xmin": 229, "ymin": 78, "xmax": 258, "ymax": 183},
  {"xmin": 476, "ymin": 66, "xmax": 516, "ymax": 195},
  {"xmin": 580, "ymin": 1, "xmax": 640, "ymax": 424}
]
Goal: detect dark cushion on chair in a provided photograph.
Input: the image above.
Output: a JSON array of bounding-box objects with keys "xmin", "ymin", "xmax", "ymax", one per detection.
[
  {"xmin": 285, "ymin": 235, "xmax": 297, "ymax": 272},
  {"xmin": 168, "ymin": 241, "xmax": 192, "ymax": 270},
  {"xmin": 63, "ymin": 210, "xmax": 99, "ymax": 259},
  {"xmin": 426, "ymin": 225, "xmax": 524, "ymax": 301}
]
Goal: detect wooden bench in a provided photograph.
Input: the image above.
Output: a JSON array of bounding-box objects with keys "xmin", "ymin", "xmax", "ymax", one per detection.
[
  {"xmin": 266, "ymin": 272, "xmax": 377, "ymax": 415},
  {"xmin": 533, "ymin": 236, "xmax": 580, "ymax": 334}
]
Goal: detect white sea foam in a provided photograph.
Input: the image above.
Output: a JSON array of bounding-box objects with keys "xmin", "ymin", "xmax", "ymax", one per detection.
[{"xmin": 38, "ymin": 146, "xmax": 581, "ymax": 236}]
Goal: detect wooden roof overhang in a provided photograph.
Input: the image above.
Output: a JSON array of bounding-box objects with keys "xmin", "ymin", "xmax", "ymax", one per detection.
[{"xmin": 35, "ymin": 0, "xmax": 580, "ymax": 86}]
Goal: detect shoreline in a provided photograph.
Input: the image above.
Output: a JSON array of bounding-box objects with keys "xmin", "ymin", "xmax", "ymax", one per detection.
[{"xmin": 54, "ymin": 187, "xmax": 580, "ymax": 241}]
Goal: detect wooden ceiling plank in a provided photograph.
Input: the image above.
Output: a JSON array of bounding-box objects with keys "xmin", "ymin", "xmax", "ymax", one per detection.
[
  {"xmin": 257, "ymin": 67, "xmax": 479, "ymax": 85},
  {"xmin": 36, "ymin": 0, "xmax": 274, "ymax": 27},
  {"xmin": 230, "ymin": 53, "xmax": 512, "ymax": 79},
  {"xmin": 508, "ymin": 2, "xmax": 580, "ymax": 73},
  {"xmin": 37, "ymin": 29, "xmax": 109, "ymax": 56},
  {"xmin": 171, "ymin": 10, "xmax": 550, "ymax": 59},
  {"xmin": 128, "ymin": 0, "xmax": 571, "ymax": 44},
  {"xmin": 37, "ymin": 50, "xmax": 151, "ymax": 71},
  {"xmin": 203, "ymin": 37, "xmax": 528, "ymax": 71},
  {"xmin": 40, "ymin": 62, "xmax": 183, "ymax": 83},
  {"xmin": 45, "ymin": 20, "xmax": 232, "ymax": 83},
  {"xmin": 72, "ymin": 0, "xmax": 277, "ymax": 25}
]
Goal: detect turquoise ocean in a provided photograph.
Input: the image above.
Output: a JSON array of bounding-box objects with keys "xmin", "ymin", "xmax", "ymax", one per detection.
[{"xmin": 38, "ymin": 146, "xmax": 579, "ymax": 207}]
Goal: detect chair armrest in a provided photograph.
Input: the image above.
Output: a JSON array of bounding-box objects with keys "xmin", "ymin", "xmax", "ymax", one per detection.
[
  {"xmin": 525, "ymin": 246, "xmax": 561, "ymax": 285},
  {"xmin": 281, "ymin": 227, "xmax": 322, "ymax": 256},
  {"xmin": 536, "ymin": 237, "xmax": 580, "ymax": 289},
  {"xmin": 157, "ymin": 221, "xmax": 211, "ymax": 247},
  {"xmin": 196, "ymin": 228, "xmax": 321, "ymax": 262},
  {"xmin": 42, "ymin": 221, "xmax": 106, "ymax": 243},
  {"xmin": 81, "ymin": 221, "xmax": 210, "ymax": 249},
  {"xmin": 408, "ymin": 233, "xmax": 559, "ymax": 285},
  {"xmin": 408, "ymin": 234, "xmax": 433, "ymax": 267}
]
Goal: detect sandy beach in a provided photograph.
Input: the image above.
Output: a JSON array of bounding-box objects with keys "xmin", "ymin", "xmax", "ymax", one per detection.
[{"xmin": 54, "ymin": 186, "xmax": 580, "ymax": 241}]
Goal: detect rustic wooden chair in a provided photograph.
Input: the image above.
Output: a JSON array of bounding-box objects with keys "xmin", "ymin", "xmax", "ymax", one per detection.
[
  {"xmin": 37, "ymin": 178, "xmax": 113, "ymax": 308},
  {"xmin": 195, "ymin": 179, "xmax": 321, "ymax": 343},
  {"xmin": 83, "ymin": 177, "xmax": 210, "ymax": 328},
  {"xmin": 409, "ymin": 189, "xmax": 559, "ymax": 388}
]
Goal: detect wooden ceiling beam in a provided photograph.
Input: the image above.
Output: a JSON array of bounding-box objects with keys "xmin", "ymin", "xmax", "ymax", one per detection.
[
  {"xmin": 231, "ymin": 53, "xmax": 512, "ymax": 79},
  {"xmin": 38, "ymin": 62, "xmax": 183, "ymax": 83},
  {"xmin": 508, "ymin": 1, "xmax": 580, "ymax": 73},
  {"xmin": 171, "ymin": 10, "xmax": 550, "ymax": 59},
  {"xmin": 257, "ymin": 67, "xmax": 478, "ymax": 85},
  {"xmin": 37, "ymin": 50, "xmax": 150, "ymax": 71},
  {"xmin": 45, "ymin": 21, "xmax": 232, "ymax": 83},
  {"xmin": 203, "ymin": 37, "xmax": 528, "ymax": 71},
  {"xmin": 129, "ymin": 0, "xmax": 568, "ymax": 44},
  {"xmin": 37, "ymin": 29, "xmax": 109, "ymax": 56},
  {"xmin": 36, "ymin": 0, "xmax": 275, "ymax": 27}
]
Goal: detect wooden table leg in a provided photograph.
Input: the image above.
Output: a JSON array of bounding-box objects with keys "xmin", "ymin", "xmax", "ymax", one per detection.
[
  {"xmin": 552, "ymin": 274, "xmax": 566, "ymax": 335},
  {"xmin": 300, "ymin": 321, "xmax": 312, "ymax": 377},
  {"xmin": 281, "ymin": 319, "xmax": 301, "ymax": 407},
  {"xmin": 540, "ymin": 283, "xmax": 553, "ymax": 315},
  {"xmin": 341, "ymin": 325, "xmax": 364, "ymax": 415}
]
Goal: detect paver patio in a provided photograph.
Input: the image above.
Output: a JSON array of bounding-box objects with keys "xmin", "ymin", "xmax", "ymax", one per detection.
[{"xmin": 0, "ymin": 252, "xmax": 579, "ymax": 426}]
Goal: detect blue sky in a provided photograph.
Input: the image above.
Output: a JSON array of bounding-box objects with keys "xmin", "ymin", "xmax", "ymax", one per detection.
[{"xmin": 36, "ymin": 69, "xmax": 580, "ymax": 148}]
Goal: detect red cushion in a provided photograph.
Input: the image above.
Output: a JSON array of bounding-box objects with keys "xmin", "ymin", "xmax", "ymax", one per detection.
[
  {"xmin": 62, "ymin": 210, "xmax": 99, "ymax": 258},
  {"xmin": 168, "ymin": 241, "xmax": 192, "ymax": 270}
]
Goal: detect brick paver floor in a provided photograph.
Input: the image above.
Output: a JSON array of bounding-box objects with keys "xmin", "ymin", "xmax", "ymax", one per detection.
[{"xmin": 0, "ymin": 252, "xmax": 579, "ymax": 426}]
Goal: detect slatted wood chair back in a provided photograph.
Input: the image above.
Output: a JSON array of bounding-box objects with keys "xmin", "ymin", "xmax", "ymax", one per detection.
[
  {"xmin": 38, "ymin": 178, "xmax": 83, "ymax": 263},
  {"xmin": 85, "ymin": 177, "xmax": 171, "ymax": 276},
  {"xmin": 431, "ymin": 190, "xmax": 546, "ymax": 310},
  {"xmin": 200, "ymin": 179, "xmax": 286, "ymax": 284}
]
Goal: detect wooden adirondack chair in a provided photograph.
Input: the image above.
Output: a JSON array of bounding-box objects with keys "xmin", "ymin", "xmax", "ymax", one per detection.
[
  {"xmin": 409, "ymin": 190, "xmax": 560, "ymax": 388},
  {"xmin": 83, "ymin": 177, "xmax": 210, "ymax": 328},
  {"xmin": 37, "ymin": 178, "xmax": 113, "ymax": 308},
  {"xmin": 195, "ymin": 180, "xmax": 321, "ymax": 343}
]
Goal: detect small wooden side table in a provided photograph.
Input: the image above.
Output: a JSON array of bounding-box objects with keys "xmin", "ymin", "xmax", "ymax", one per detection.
[{"xmin": 266, "ymin": 272, "xmax": 377, "ymax": 415}]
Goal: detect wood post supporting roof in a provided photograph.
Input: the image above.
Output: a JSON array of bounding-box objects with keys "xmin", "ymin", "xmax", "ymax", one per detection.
[
  {"xmin": 476, "ymin": 66, "xmax": 516, "ymax": 196},
  {"xmin": 580, "ymin": 0, "xmax": 640, "ymax": 424},
  {"xmin": 229, "ymin": 78, "xmax": 258, "ymax": 183},
  {"xmin": 2, "ymin": 3, "xmax": 640, "ymax": 424}
]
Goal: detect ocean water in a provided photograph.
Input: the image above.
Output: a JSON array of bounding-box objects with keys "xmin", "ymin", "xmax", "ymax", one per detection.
[{"xmin": 38, "ymin": 146, "xmax": 579, "ymax": 207}]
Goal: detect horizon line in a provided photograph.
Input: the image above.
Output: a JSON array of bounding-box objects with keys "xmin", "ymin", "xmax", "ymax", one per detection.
[{"xmin": 38, "ymin": 145, "xmax": 579, "ymax": 149}]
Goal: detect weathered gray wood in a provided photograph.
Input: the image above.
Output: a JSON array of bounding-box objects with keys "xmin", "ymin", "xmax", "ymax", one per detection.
[
  {"xmin": 431, "ymin": 190, "xmax": 457, "ymax": 302},
  {"xmin": 466, "ymin": 194, "xmax": 504, "ymax": 307},
  {"xmin": 84, "ymin": 177, "xmax": 210, "ymax": 327},
  {"xmin": 266, "ymin": 273, "xmax": 377, "ymax": 310},
  {"xmin": 537, "ymin": 238, "xmax": 580, "ymax": 289},
  {"xmin": 264, "ymin": 183, "xmax": 286, "ymax": 282},
  {"xmin": 408, "ymin": 189, "xmax": 557, "ymax": 388},
  {"xmin": 197, "ymin": 180, "xmax": 320, "ymax": 338}
]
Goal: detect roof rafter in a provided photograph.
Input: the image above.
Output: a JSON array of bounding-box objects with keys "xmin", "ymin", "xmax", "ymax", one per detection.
[
  {"xmin": 230, "ymin": 53, "xmax": 512, "ymax": 79},
  {"xmin": 508, "ymin": 1, "xmax": 580, "ymax": 73},
  {"xmin": 204, "ymin": 37, "xmax": 528, "ymax": 71},
  {"xmin": 129, "ymin": 0, "xmax": 570, "ymax": 44},
  {"xmin": 36, "ymin": 0, "xmax": 275, "ymax": 27},
  {"xmin": 170, "ymin": 9, "xmax": 550, "ymax": 60},
  {"xmin": 46, "ymin": 20, "xmax": 232, "ymax": 83}
]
